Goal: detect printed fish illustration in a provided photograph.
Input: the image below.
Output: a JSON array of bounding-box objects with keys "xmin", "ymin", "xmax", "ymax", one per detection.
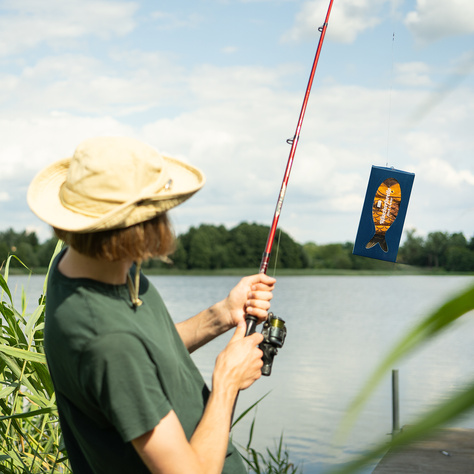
[{"xmin": 365, "ymin": 178, "xmax": 401, "ymax": 252}]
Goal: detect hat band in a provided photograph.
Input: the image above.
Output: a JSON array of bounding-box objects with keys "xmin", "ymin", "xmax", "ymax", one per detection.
[{"xmin": 58, "ymin": 169, "xmax": 173, "ymax": 219}]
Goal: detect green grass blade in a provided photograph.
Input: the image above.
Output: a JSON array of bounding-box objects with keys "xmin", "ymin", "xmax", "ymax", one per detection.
[
  {"xmin": 334, "ymin": 380, "xmax": 474, "ymax": 474},
  {"xmin": 0, "ymin": 274, "xmax": 13, "ymax": 304},
  {"xmin": 40, "ymin": 240, "xmax": 64, "ymax": 305},
  {"xmin": 25, "ymin": 304, "xmax": 45, "ymax": 345},
  {"xmin": 0, "ymin": 384, "xmax": 18, "ymax": 399},
  {"xmin": 0, "ymin": 407, "xmax": 57, "ymax": 421},
  {"xmin": 231, "ymin": 392, "xmax": 269, "ymax": 428},
  {"xmin": 0, "ymin": 344, "xmax": 47, "ymax": 364}
]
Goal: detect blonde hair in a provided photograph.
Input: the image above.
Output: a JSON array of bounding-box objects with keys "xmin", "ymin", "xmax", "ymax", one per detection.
[{"xmin": 54, "ymin": 213, "xmax": 175, "ymax": 262}]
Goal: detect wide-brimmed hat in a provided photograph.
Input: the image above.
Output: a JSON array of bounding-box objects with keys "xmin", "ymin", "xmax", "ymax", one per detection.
[{"xmin": 27, "ymin": 136, "xmax": 205, "ymax": 232}]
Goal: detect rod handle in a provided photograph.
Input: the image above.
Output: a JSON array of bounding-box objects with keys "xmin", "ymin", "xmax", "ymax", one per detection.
[{"xmin": 245, "ymin": 315, "xmax": 258, "ymax": 336}]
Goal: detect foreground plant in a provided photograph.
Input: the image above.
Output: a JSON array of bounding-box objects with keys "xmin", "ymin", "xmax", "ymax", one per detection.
[
  {"xmin": 336, "ymin": 281, "xmax": 474, "ymax": 473},
  {"xmin": 0, "ymin": 249, "xmax": 70, "ymax": 473},
  {"xmin": 232, "ymin": 396, "xmax": 301, "ymax": 474}
]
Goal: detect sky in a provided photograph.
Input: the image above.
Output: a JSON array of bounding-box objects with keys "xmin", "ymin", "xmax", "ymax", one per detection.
[{"xmin": 0, "ymin": 0, "xmax": 473, "ymax": 247}]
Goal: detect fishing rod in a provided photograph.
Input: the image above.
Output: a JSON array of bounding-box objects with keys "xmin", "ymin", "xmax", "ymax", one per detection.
[{"xmin": 245, "ymin": 0, "xmax": 335, "ymax": 374}]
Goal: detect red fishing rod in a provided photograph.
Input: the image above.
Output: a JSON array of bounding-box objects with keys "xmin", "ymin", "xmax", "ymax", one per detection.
[{"xmin": 246, "ymin": 0, "xmax": 335, "ymax": 353}]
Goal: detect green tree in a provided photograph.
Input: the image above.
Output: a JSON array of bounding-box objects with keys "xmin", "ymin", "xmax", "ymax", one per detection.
[
  {"xmin": 36, "ymin": 237, "xmax": 60, "ymax": 267},
  {"xmin": 229, "ymin": 223, "xmax": 269, "ymax": 268},
  {"xmin": 425, "ymin": 231, "xmax": 449, "ymax": 268},
  {"xmin": 0, "ymin": 241, "xmax": 9, "ymax": 266},
  {"xmin": 186, "ymin": 227, "xmax": 213, "ymax": 269},
  {"xmin": 15, "ymin": 242, "xmax": 39, "ymax": 268},
  {"xmin": 399, "ymin": 229, "xmax": 427, "ymax": 266},
  {"xmin": 445, "ymin": 246, "xmax": 474, "ymax": 272}
]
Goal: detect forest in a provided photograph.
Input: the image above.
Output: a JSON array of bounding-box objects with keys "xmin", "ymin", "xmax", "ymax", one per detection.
[{"xmin": 1, "ymin": 223, "xmax": 473, "ymax": 273}]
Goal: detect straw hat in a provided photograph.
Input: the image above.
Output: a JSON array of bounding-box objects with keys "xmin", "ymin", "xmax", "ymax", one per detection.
[{"xmin": 27, "ymin": 136, "xmax": 205, "ymax": 232}]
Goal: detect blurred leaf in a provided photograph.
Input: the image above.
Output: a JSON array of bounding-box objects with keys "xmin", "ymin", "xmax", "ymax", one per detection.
[
  {"xmin": 0, "ymin": 274, "xmax": 13, "ymax": 304},
  {"xmin": 335, "ymin": 381, "xmax": 474, "ymax": 474},
  {"xmin": 341, "ymin": 283, "xmax": 474, "ymax": 434}
]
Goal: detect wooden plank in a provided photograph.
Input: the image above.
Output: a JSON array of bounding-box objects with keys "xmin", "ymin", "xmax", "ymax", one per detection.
[{"xmin": 373, "ymin": 428, "xmax": 474, "ymax": 473}]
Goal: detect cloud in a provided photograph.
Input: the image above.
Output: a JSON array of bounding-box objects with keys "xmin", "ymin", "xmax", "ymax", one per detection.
[
  {"xmin": 282, "ymin": 0, "xmax": 386, "ymax": 44},
  {"xmin": 1, "ymin": 0, "xmax": 473, "ymax": 245},
  {"xmin": 394, "ymin": 62, "xmax": 432, "ymax": 87},
  {"xmin": 417, "ymin": 158, "xmax": 474, "ymax": 188},
  {"xmin": 405, "ymin": 0, "xmax": 474, "ymax": 43},
  {"xmin": 0, "ymin": 51, "xmax": 186, "ymax": 118},
  {"xmin": 0, "ymin": 0, "xmax": 137, "ymax": 56}
]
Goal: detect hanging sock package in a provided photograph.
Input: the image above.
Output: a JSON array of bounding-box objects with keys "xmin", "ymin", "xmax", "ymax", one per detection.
[{"xmin": 353, "ymin": 166, "xmax": 415, "ymax": 263}]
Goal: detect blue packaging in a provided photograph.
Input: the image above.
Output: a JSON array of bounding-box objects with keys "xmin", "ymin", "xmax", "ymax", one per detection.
[{"xmin": 353, "ymin": 166, "xmax": 415, "ymax": 263}]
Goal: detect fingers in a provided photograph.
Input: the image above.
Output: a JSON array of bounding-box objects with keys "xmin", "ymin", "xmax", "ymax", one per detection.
[
  {"xmin": 246, "ymin": 273, "xmax": 276, "ymax": 289},
  {"xmin": 230, "ymin": 321, "xmax": 263, "ymax": 345},
  {"xmin": 245, "ymin": 290, "xmax": 273, "ymax": 320},
  {"xmin": 229, "ymin": 321, "xmax": 246, "ymax": 342},
  {"xmin": 243, "ymin": 274, "xmax": 275, "ymax": 320},
  {"xmin": 214, "ymin": 324, "xmax": 264, "ymax": 392}
]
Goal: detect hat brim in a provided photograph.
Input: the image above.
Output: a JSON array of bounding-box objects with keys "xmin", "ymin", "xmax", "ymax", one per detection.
[{"xmin": 27, "ymin": 155, "xmax": 205, "ymax": 233}]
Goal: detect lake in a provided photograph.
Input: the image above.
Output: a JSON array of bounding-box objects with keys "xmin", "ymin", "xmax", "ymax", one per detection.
[{"xmin": 4, "ymin": 273, "xmax": 474, "ymax": 473}]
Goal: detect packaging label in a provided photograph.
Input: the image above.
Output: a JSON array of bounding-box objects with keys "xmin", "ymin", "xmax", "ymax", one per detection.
[{"xmin": 353, "ymin": 166, "xmax": 415, "ymax": 263}]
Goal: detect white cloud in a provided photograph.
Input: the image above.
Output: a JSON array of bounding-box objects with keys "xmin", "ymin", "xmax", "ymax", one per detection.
[
  {"xmin": 0, "ymin": 192, "xmax": 10, "ymax": 202},
  {"xmin": 405, "ymin": 0, "xmax": 474, "ymax": 43},
  {"xmin": 0, "ymin": 114, "xmax": 134, "ymax": 172},
  {"xmin": 394, "ymin": 62, "xmax": 432, "ymax": 87},
  {"xmin": 282, "ymin": 0, "xmax": 385, "ymax": 44},
  {"xmin": 0, "ymin": 51, "xmax": 185, "ymax": 118},
  {"xmin": 0, "ymin": 0, "xmax": 137, "ymax": 56},
  {"xmin": 418, "ymin": 158, "xmax": 474, "ymax": 188}
]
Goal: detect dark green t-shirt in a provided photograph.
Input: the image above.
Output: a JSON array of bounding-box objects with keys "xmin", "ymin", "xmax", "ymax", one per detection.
[{"xmin": 44, "ymin": 250, "xmax": 245, "ymax": 473}]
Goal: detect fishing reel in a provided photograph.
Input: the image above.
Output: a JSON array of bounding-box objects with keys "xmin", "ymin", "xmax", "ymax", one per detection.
[{"xmin": 259, "ymin": 313, "xmax": 287, "ymax": 376}]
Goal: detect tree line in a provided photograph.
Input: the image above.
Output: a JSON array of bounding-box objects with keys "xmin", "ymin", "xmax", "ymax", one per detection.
[{"xmin": 1, "ymin": 224, "xmax": 473, "ymax": 273}]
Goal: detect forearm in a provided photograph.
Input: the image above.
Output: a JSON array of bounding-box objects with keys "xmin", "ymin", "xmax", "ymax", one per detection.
[
  {"xmin": 175, "ymin": 299, "xmax": 232, "ymax": 353},
  {"xmin": 133, "ymin": 324, "xmax": 263, "ymax": 473},
  {"xmin": 189, "ymin": 384, "xmax": 238, "ymax": 473},
  {"xmin": 175, "ymin": 274, "xmax": 274, "ymax": 353}
]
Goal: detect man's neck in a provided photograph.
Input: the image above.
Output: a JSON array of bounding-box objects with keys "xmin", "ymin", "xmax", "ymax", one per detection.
[{"xmin": 58, "ymin": 247, "xmax": 133, "ymax": 285}]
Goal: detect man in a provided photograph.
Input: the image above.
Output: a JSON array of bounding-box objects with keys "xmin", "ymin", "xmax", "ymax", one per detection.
[{"xmin": 27, "ymin": 136, "xmax": 275, "ymax": 473}]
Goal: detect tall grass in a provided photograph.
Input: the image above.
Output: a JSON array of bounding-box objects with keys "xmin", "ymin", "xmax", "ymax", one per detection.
[{"xmin": 0, "ymin": 246, "xmax": 70, "ymax": 473}]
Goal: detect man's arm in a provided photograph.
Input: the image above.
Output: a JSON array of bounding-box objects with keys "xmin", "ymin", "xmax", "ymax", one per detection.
[
  {"xmin": 132, "ymin": 322, "xmax": 264, "ymax": 473},
  {"xmin": 175, "ymin": 273, "xmax": 275, "ymax": 352}
]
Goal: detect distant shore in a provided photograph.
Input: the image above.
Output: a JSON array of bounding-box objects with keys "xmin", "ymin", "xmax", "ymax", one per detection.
[{"xmin": 3, "ymin": 266, "xmax": 473, "ymax": 277}]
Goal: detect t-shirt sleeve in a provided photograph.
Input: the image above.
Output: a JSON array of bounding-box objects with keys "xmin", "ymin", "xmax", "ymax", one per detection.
[{"xmin": 79, "ymin": 332, "xmax": 172, "ymax": 443}]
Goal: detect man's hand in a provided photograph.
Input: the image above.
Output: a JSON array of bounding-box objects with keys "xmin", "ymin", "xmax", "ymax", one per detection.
[
  {"xmin": 175, "ymin": 274, "xmax": 275, "ymax": 353},
  {"xmin": 213, "ymin": 321, "xmax": 264, "ymax": 392},
  {"xmin": 224, "ymin": 274, "xmax": 276, "ymax": 329}
]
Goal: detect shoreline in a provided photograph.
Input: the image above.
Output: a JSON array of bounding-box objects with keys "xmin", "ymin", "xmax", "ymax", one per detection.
[{"xmin": 3, "ymin": 267, "xmax": 473, "ymax": 277}]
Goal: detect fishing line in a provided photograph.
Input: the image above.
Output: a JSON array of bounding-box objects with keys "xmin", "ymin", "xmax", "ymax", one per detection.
[
  {"xmin": 271, "ymin": 228, "xmax": 282, "ymax": 277},
  {"xmin": 386, "ymin": 32, "xmax": 395, "ymax": 167}
]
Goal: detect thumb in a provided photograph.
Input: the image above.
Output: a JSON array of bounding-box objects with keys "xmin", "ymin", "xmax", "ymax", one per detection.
[{"xmin": 230, "ymin": 320, "xmax": 246, "ymax": 342}]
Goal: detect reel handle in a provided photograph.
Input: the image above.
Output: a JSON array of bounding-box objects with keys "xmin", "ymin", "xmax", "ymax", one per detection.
[{"xmin": 245, "ymin": 315, "xmax": 258, "ymax": 336}]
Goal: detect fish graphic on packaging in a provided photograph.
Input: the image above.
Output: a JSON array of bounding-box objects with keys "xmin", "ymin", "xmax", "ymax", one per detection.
[
  {"xmin": 353, "ymin": 166, "xmax": 415, "ymax": 263},
  {"xmin": 365, "ymin": 178, "xmax": 401, "ymax": 252}
]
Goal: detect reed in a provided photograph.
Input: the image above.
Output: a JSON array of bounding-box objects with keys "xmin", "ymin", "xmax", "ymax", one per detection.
[{"xmin": 0, "ymin": 244, "xmax": 71, "ymax": 473}]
